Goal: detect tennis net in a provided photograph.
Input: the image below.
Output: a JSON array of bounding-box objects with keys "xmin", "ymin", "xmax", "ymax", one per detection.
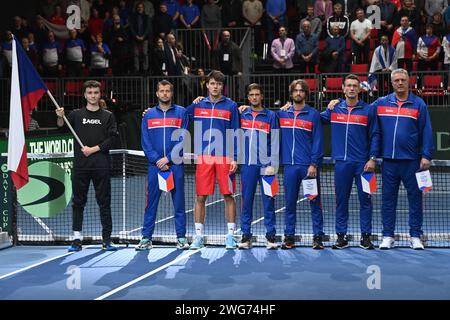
[{"xmin": 7, "ymin": 150, "xmax": 450, "ymax": 247}]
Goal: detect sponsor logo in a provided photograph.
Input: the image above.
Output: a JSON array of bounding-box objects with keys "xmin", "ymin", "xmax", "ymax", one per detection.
[{"xmin": 82, "ymin": 118, "xmax": 101, "ymax": 125}]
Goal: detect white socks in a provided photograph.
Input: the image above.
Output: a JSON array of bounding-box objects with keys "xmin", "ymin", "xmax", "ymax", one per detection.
[
  {"xmin": 227, "ymin": 223, "xmax": 236, "ymax": 236},
  {"xmin": 73, "ymin": 231, "xmax": 83, "ymax": 241},
  {"xmin": 195, "ymin": 223, "xmax": 204, "ymax": 236}
]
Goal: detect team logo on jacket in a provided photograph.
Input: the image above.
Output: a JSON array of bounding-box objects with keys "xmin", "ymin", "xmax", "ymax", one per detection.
[{"xmin": 82, "ymin": 118, "xmax": 101, "ymax": 125}]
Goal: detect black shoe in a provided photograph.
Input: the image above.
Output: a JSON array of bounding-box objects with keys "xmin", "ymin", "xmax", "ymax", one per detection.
[
  {"xmin": 332, "ymin": 233, "xmax": 349, "ymax": 249},
  {"xmin": 312, "ymin": 235, "xmax": 324, "ymax": 250},
  {"xmin": 360, "ymin": 234, "xmax": 374, "ymax": 250},
  {"xmin": 281, "ymin": 235, "xmax": 295, "ymax": 249},
  {"xmin": 238, "ymin": 234, "xmax": 252, "ymax": 249}
]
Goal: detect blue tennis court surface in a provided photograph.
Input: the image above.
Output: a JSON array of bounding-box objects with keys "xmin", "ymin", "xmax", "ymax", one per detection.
[{"xmin": 1, "ymin": 245, "xmax": 450, "ymax": 300}]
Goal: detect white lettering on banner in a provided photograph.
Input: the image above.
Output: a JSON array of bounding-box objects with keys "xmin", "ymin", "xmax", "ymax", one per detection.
[
  {"xmin": 66, "ymin": 5, "xmax": 81, "ymax": 30},
  {"xmin": 437, "ymin": 132, "xmax": 450, "ymax": 151},
  {"xmin": 82, "ymin": 118, "xmax": 101, "ymax": 125},
  {"xmin": 366, "ymin": 5, "xmax": 380, "ymax": 29}
]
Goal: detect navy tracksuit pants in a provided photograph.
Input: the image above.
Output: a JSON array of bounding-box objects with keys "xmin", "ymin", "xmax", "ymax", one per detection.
[
  {"xmin": 240, "ymin": 165, "xmax": 277, "ymax": 238},
  {"xmin": 142, "ymin": 164, "xmax": 186, "ymax": 239},
  {"xmin": 334, "ymin": 161, "xmax": 372, "ymax": 235},
  {"xmin": 283, "ymin": 165, "xmax": 324, "ymax": 237},
  {"xmin": 381, "ymin": 159, "xmax": 423, "ymax": 238}
]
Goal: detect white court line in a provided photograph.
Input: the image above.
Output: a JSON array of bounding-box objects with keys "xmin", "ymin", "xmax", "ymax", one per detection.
[
  {"xmin": 0, "ymin": 245, "xmax": 96, "ymax": 280},
  {"xmin": 125, "ymin": 194, "xmax": 241, "ymax": 234},
  {"xmin": 94, "ymin": 248, "xmax": 203, "ymax": 300}
]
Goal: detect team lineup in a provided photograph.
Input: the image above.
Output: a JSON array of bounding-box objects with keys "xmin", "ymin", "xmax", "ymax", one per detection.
[{"xmin": 55, "ymin": 68, "xmax": 434, "ymax": 252}]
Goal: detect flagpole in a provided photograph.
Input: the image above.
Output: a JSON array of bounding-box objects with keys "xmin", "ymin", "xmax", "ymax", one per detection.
[{"xmin": 46, "ymin": 90, "xmax": 84, "ymax": 148}]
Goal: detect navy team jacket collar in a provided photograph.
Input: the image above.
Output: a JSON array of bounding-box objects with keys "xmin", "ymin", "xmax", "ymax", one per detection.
[
  {"xmin": 155, "ymin": 103, "xmax": 176, "ymax": 112},
  {"xmin": 287, "ymin": 104, "xmax": 310, "ymax": 114},
  {"xmin": 242, "ymin": 107, "xmax": 269, "ymax": 117},
  {"xmin": 386, "ymin": 92, "xmax": 416, "ymax": 105},
  {"xmin": 204, "ymin": 96, "xmax": 226, "ymax": 104}
]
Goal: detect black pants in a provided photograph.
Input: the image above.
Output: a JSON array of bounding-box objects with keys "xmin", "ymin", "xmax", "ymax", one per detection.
[
  {"xmin": 397, "ymin": 58, "xmax": 412, "ymax": 73},
  {"xmin": 72, "ymin": 168, "xmax": 112, "ymax": 242}
]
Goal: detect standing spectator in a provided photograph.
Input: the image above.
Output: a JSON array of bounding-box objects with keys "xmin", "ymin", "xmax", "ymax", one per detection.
[
  {"xmin": 50, "ymin": 5, "xmax": 66, "ymax": 25},
  {"xmin": 119, "ymin": 0, "xmax": 131, "ymax": 26},
  {"xmin": 300, "ymin": 4, "xmax": 322, "ymax": 36},
  {"xmin": 441, "ymin": 29, "xmax": 450, "ymax": 89},
  {"xmin": 152, "ymin": 37, "xmax": 167, "ymax": 76},
  {"xmin": 326, "ymin": 3, "xmax": 350, "ymax": 38},
  {"xmin": 222, "ymin": 0, "xmax": 243, "ymax": 28},
  {"xmin": 40, "ymin": 31, "xmax": 62, "ymax": 77},
  {"xmin": 214, "ymin": 30, "xmax": 243, "ymax": 76},
  {"xmin": 295, "ymin": 20, "xmax": 319, "ymax": 73},
  {"xmin": 129, "ymin": 1, "xmax": 153, "ymax": 74},
  {"xmin": 395, "ymin": 0, "xmax": 421, "ymax": 29},
  {"xmin": 164, "ymin": 33, "xmax": 183, "ymax": 75},
  {"xmin": 90, "ymin": 33, "xmax": 111, "ymax": 76},
  {"xmin": 107, "ymin": 14, "xmax": 131, "ymax": 75},
  {"xmin": 350, "ymin": 8, "xmax": 372, "ymax": 64},
  {"xmin": 322, "ymin": 25, "xmax": 345, "ymax": 72},
  {"xmin": 271, "ymin": 26, "xmax": 295, "ymax": 72},
  {"xmin": 417, "ymin": 24, "xmax": 441, "ymax": 77},
  {"xmin": 11, "ymin": 16, "xmax": 30, "ymax": 40},
  {"xmin": 379, "ymin": 0, "xmax": 398, "ymax": 38},
  {"xmin": 314, "ymin": 0, "xmax": 333, "ymax": 33},
  {"xmin": 64, "ymin": 29, "xmax": 86, "ymax": 77},
  {"xmin": 93, "ymin": 0, "xmax": 109, "ymax": 19},
  {"xmin": 265, "ymin": 0, "xmax": 287, "ymax": 50},
  {"xmin": 32, "ymin": 16, "xmax": 50, "ymax": 47},
  {"xmin": 443, "ymin": 6, "xmax": 450, "ymax": 29},
  {"xmin": 40, "ymin": 0, "xmax": 57, "ymax": 20},
  {"xmin": 77, "ymin": 19, "xmax": 92, "ymax": 50},
  {"xmin": 180, "ymin": 0, "xmax": 201, "ymax": 29},
  {"xmin": 369, "ymin": 34, "xmax": 397, "ymax": 93},
  {"xmin": 201, "ymin": 0, "xmax": 222, "ymax": 29},
  {"xmin": 430, "ymin": 12, "xmax": 446, "ymax": 39},
  {"xmin": 154, "ymin": 3, "xmax": 173, "ymax": 40},
  {"xmin": 392, "ymin": 15, "xmax": 417, "ymax": 71},
  {"xmin": 133, "ymin": 0, "xmax": 155, "ymax": 19},
  {"xmin": 88, "ymin": 8, "xmax": 104, "ymax": 43},
  {"xmin": 22, "ymin": 37, "xmax": 39, "ymax": 69},
  {"xmin": 335, "ymin": 0, "xmax": 360, "ymax": 21},
  {"xmin": 242, "ymin": 0, "xmax": 264, "ymax": 55},
  {"xmin": 28, "ymin": 33, "xmax": 38, "ymax": 53},
  {"xmin": 163, "ymin": 0, "xmax": 182, "ymax": 29},
  {"xmin": 424, "ymin": 0, "xmax": 447, "ymax": 23},
  {"xmin": 0, "ymin": 31, "xmax": 13, "ymax": 75}
]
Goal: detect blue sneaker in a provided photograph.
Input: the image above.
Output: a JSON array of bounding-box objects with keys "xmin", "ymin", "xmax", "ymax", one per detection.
[
  {"xmin": 189, "ymin": 235, "xmax": 205, "ymax": 250},
  {"xmin": 68, "ymin": 239, "xmax": 82, "ymax": 252},
  {"xmin": 225, "ymin": 234, "xmax": 237, "ymax": 249},
  {"xmin": 102, "ymin": 241, "xmax": 118, "ymax": 251}
]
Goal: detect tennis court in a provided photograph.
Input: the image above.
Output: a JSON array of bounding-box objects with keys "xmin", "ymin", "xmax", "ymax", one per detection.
[{"xmin": 1, "ymin": 150, "xmax": 450, "ymax": 301}]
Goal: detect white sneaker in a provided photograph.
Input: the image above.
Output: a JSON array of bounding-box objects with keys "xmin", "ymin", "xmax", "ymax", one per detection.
[
  {"xmin": 410, "ymin": 237, "xmax": 425, "ymax": 250},
  {"xmin": 379, "ymin": 236, "xmax": 395, "ymax": 250}
]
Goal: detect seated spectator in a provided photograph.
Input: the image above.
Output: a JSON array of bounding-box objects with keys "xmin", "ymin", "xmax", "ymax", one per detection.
[
  {"xmin": 271, "ymin": 26, "xmax": 295, "ymax": 72},
  {"xmin": 295, "ymin": 20, "xmax": 319, "ymax": 73},
  {"xmin": 214, "ymin": 30, "xmax": 243, "ymax": 76},
  {"xmin": 300, "ymin": 4, "xmax": 322, "ymax": 36},
  {"xmin": 90, "ymin": 33, "xmax": 111, "ymax": 76},
  {"xmin": 417, "ymin": 24, "xmax": 441, "ymax": 73},
  {"xmin": 350, "ymin": 8, "xmax": 372, "ymax": 64},
  {"xmin": 321, "ymin": 24, "xmax": 345, "ymax": 73},
  {"xmin": 326, "ymin": 3, "xmax": 350, "ymax": 38},
  {"xmin": 392, "ymin": 15, "xmax": 417, "ymax": 71},
  {"xmin": 40, "ymin": 30, "xmax": 62, "ymax": 77},
  {"xmin": 369, "ymin": 34, "xmax": 397, "ymax": 93},
  {"xmin": 64, "ymin": 29, "xmax": 86, "ymax": 77}
]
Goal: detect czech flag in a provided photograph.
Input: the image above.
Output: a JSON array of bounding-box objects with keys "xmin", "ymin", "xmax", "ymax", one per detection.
[
  {"xmin": 415, "ymin": 170, "xmax": 432, "ymax": 192},
  {"xmin": 361, "ymin": 172, "xmax": 377, "ymax": 194},
  {"xmin": 262, "ymin": 175, "xmax": 278, "ymax": 197},
  {"xmin": 7, "ymin": 35, "xmax": 48, "ymax": 190},
  {"xmin": 302, "ymin": 178, "xmax": 318, "ymax": 199},
  {"xmin": 158, "ymin": 170, "xmax": 175, "ymax": 192},
  {"xmin": 228, "ymin": 173, "xmax": 236, "ymax": 194}
]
